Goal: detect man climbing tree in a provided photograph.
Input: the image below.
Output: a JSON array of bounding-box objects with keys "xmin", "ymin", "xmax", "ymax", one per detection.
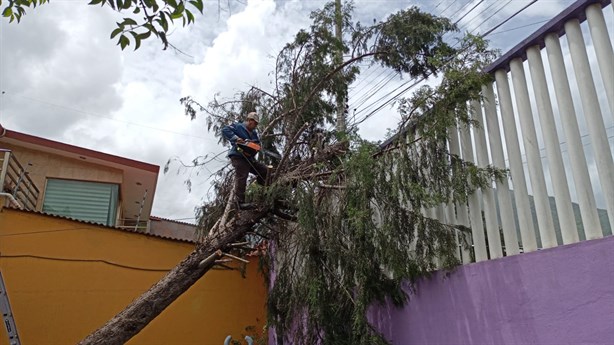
[
  {"xmin": 221, "ymin": 112, "xmax": 269, "ymax": 210},
  {"xmin": 78, "ymin": 3, "xmax": 504, "ymax": 344}
]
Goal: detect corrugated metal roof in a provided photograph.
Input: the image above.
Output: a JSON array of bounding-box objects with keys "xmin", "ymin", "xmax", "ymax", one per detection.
[
  {"xmin": 4, "ymin": 206, "xmax": 197, "ymax": 244},
  {"xmin": 149, "ymin": 215, "xmax": 197, "ymax": 227}
]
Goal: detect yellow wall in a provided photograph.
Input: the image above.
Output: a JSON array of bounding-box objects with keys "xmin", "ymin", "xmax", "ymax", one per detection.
[
  {"xmin": 1, "ymin": 143, "xmax": 123, "ymax": 210},
  {"xmin": 0, "ymin": 208, "xmax": 267, "ymax": 345}
]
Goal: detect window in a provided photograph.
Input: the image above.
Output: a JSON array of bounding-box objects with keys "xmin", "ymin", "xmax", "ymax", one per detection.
[{"xmin": 42, "ymin": 179, "xmax": 119, "ymax": 226}]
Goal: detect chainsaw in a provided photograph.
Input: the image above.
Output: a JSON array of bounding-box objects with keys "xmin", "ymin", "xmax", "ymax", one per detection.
[{"xmin": 237, "ymin": 140, "xmax": 281, "ymax": 160}]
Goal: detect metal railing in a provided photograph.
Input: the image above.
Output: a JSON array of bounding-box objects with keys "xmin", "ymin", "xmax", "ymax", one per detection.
[
  {"xmin": 0, "ymin": 149, "xmax": 40, "ymax": 211},
  {"xmin": 116, "ymin": 219, "xmax": 149, "ymax": 232}
]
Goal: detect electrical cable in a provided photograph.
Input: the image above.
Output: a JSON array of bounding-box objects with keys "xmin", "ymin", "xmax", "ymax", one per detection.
[
  {"xmin": 349, "ymin": 0, "xmax": 489, "ymax": 125},
  {"xmin": 438, "ymin": 0, "xmax": 459, "ymax": 17},
  {"xmin": 469, "ymin": 0, "xmax": 514, "ymax": 35},
  {"xmin": 460, "ymin": 0, "xmax": 503, "ymax": 32},
  {"xmin": 349, "ymin": 0, "xmax": 540, "ymax": 129},
  {"xmin": 353, "ymin": 0, "xmax": 498, "ymax": 124},
  {"xmin": 349, "ymin": 68, "xmax": 394, "ymax": 107},
  {"xmin": 352, "ymin": 72, "xmax": 399, "ymax": 111},
  {"xmin": 0, "ymin": 254, "xmax": 173, "ymax": 272},
  {"xmin": 2, "ymin": 92, "xmax": 207, "ymax": 140},
  {"xmin": 479, "ymin": 0, "xmax": 539, "ymax": 37},
  {"xmin": 453, "ymin": 0, "xmax": 485, "ymax": 25},
  {"xmin": 349, "ymin": 64, "xmax": 382, "ymax": 91},
  {"xmin": 349, "ymin": 70, "xmax": 398, "ymax": 111},
  {"xmin": 351, "ymin": 0, "xmax": 484, "ymax": 123},
  {"xmin": 487, "ymin": 19, "xmax": 549, "ymax": 36},
  {"xmin": 0, "ymin": 227, "xmax": 100, "ymax": 237}
]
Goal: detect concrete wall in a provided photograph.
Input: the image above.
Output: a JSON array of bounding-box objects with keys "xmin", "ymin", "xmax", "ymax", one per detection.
[
  {"xmin": 0, "ymin": 208, "xmax": 267, "ymax": 345},
  {"xmin": 369, "ymin": 236, "xmax": 614, "ymax": 345}
]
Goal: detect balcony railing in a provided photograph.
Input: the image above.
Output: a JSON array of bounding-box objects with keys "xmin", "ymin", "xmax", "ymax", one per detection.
[{"xmin": 0, "ymin": 149, "xmax": 40, "ymax": 211}]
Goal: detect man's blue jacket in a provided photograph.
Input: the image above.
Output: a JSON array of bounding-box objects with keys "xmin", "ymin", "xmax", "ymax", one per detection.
[{"xmin": 222, "ymin": 122, "xmax": 261, "ymax": 159}]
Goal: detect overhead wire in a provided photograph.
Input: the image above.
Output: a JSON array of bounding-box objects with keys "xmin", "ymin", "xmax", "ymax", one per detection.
[
  {"xmin": 348, "ymin": 0, "xmax": 489, "ymax": 126},
  {"xmin": 479, "ymin": 0, "xmax": 539, "ymax": 37},
  {"xmin": 349, "ymin": 63, "xmax": 382, "ymax": 91},
  {"xmin": 348, "ymin": 9, "xmax": 469, "ymax": 126},
  {"xmin": 350, "ymin": 0, "xmax": 497, "ymax": 115},
  {"xmin": 453, "ymin": 0, "xmax": 485, "ymax": 25},
  {"xmin": 349, "ymin": 0, "xmax": 476, "ymax": 112},
  {"xmin": 460, "ymin": 0, "xmax": 502, "ymax": 32},
  {"xmin": 348, "ymin": 0, "xmax": 533, "ymax": 129},
  {"xmin": 353, "ymin": 72, "xmax": 399, "ymax": 110},
  {"xmin": 434, "ymin": 0, "xmax": 447, "ymax": 10},
  {"xmin": 349, "ymin": 70, "xmax": 399, "ymax": 111},
  {"xmin": 438, "ymin": 0, "xmax": 460, "ymax": 17},
  {"xmin": 0, "ymin": 254, "xmax": 174, "ymax": 272},
  {"xmin": 2, "ymin": 92, "xmax": 208, "ymax": 140},
  {"xmin": 487, "ymin": 18, "xmax": 549, "ymax": 36},
  {"xmin": 468, "ymin": 0, "xmax": 514, "ymax": 35},
  {"xmin": 349, "ymin": 67, "xmax": 393, "ymax": 106}
]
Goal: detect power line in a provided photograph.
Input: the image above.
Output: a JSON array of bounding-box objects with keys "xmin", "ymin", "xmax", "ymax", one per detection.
[
  {"xmin": 434, "ymin": 0, "xmax": 447, "ymax": 10},
  {"xmin": 479, "ymin": 0, "xmax": 539, "ymax": 37},
  {"xmin": 454, "ymin": 0, "xmax": 485, "ymax": 25},
  {"xmin": 438, "ymin": 0, "xmax": 460, "ymax": 17},
  {"xmin": 487, "ymin": 19, "xmax": 549, "ymax": 36},
  {"xmin": 461, "ymin": 0, "xmax": 503, "ymax": 32},
  {"xmin": 349, "ymin": 68, "xmax": 393, "ymax": 106},
  {"xmin": 349, "ymin": 64, "xmax": 382, "ymax": 91},
  {"xmin": 3, "ymin": 92, "xmax": 207, "ymax": 140},
  {"xmin": 354, "ymin": 72, "xmax": 399, "ymax": 110},
  {"xmin": 0, "ymin": 254, "xmax": 173, "ymax": 272},
  {"xmin": 348, "ymin": 0, "xmax": 492, "ymax": 126},
  {"xmin": 347, "ymin": 0, "xmax": 487, "ymax": 117},
  {"xmin": 350, "ymin": 0, "xmax": 540, "ymax": 129},
  {"xmin": 349, "ymin": 70, "xmax": 398, "ymax": 111}
]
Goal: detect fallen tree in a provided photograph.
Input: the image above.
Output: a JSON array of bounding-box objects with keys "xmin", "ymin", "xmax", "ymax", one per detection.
[
  {"xmin": 79, "ymin": 3, "xmax": 503, "ymax": 344},
  {"xmin": 77, "ymin": 139, "xmax": 348, "ymax": 345}
]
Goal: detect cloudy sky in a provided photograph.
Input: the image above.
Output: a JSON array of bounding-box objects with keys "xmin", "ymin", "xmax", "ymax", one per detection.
[{"xmin": 1, "ymin": 0, "xmax": 611, "ymax": 223}]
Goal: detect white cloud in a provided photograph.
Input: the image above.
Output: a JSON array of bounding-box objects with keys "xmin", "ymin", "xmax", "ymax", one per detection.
[
  {"xmin": 1, "ymin": 0, "xmax": 610, "ymax": 222},
  {"xmin": 0, "ymin": 3, "xmax": 124, "ymax": 137}
]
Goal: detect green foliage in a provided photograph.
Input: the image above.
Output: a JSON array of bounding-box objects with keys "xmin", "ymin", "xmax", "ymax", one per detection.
[
  {"xmin": 182, "ymin": 2, "xmax": 503, "ymax": 344},
  {"xmin": 1, "ymin": 0, "xmax": 204, "ymax": 49},
  {"xmin": 375, "ymin": 7, "xmax": 457, "ymax": 77}
]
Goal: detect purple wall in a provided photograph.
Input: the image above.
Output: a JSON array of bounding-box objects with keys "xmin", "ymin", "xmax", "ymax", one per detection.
[{"xmin": 369, "ymin": 236, "xmax": 614, "ymax": 345}]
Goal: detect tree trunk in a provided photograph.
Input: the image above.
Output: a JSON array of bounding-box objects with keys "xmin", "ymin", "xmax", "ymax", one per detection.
[{"xmin": 77, "ymin": 210, "xmax": 266, "ymax": 345}]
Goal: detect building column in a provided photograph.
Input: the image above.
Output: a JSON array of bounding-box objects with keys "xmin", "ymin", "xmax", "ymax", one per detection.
[
  {"xmin": 459, "ymin": 117, "xmax": 488, "ymax": 262},
  {"xmin": 586, "ymin": 3, "xmax": 614, "ymax": 115},
  {"xmin": 566, "ymin": 19, "xmax": 614, "ymax": 232},
  {"xmin": 509, "ymin": 58, "xmax": 557, "ymax": 249},
  {"xmin": 481, "ymin": 83, "xmax": 520, "ymax": 255},
  {"xmin": 526, "ymin": 45, "xmax": 579, "ymax": 244},
  {"xmin": 495, "ymin": 69, "xmax": 538, "ymax": 252},
  {"xmin": 448, "ymin": 126, "xmax": 473, "ymax": 263},
  {"xmin": 544, "ymin": 32, "xmax": 603, "ymax": 239},
  {"xmin": 471, "ymin": 100, "xmax": 503, "ymax": 259}
]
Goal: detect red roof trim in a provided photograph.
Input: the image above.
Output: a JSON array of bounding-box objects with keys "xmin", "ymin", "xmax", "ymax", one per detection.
[{"xmin": 2, "ymin": 128, "xmax": 159, "ymax": 173}]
